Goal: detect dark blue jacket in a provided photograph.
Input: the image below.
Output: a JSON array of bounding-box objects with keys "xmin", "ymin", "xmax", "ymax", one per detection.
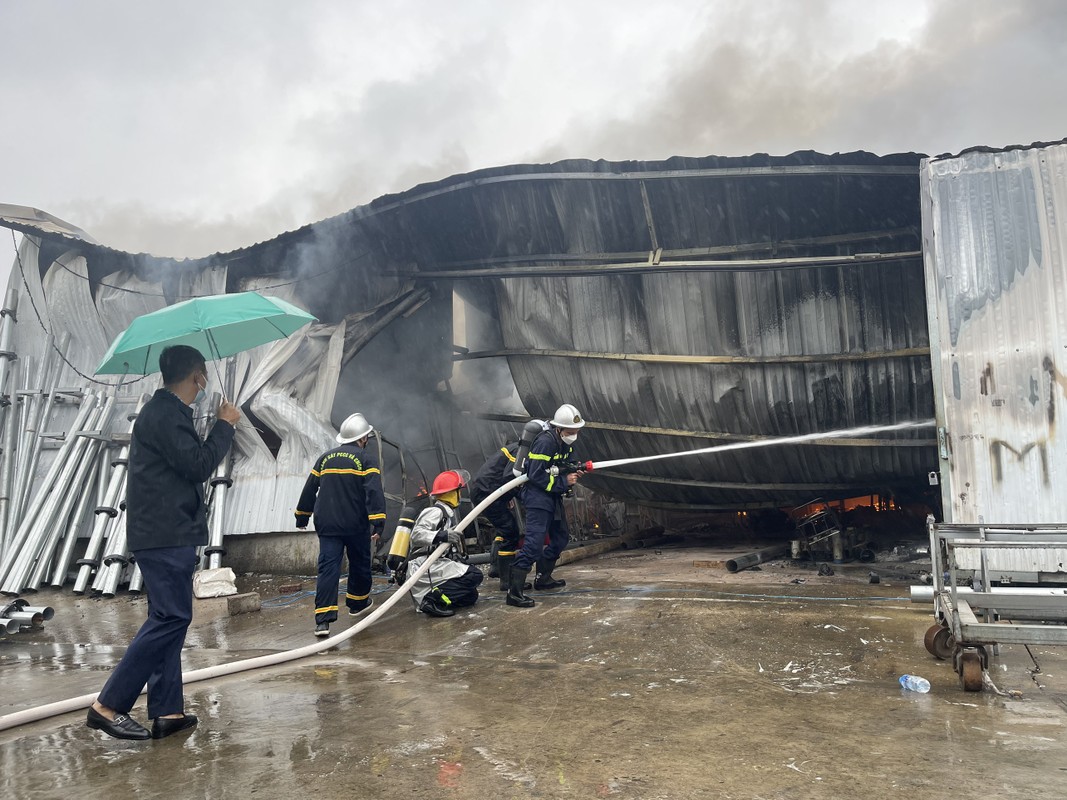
[
  {"xmin": 126, "ymin": 389, "xmax": 235, "ymax": 551},
  {"xmin": 519, "ymin": 428, "xmax": 574, "ymax": 512},
  {"xmin": 470, "ymin": 441, "xmax": 519, "ymax": 502},
  {"xmin": 296, "ymin": 443, "xmax": 386, "ymax": 536}
]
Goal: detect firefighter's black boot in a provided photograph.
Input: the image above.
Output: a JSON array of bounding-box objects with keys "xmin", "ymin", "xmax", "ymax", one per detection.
[
  {"xmin": 419, "ymin": 587, "xmax": 455, "ymax": 617},
  {"xmin": 488, "ymin": 538, "xmax": 501, "ymax": 579},
  {"xmin": 534, "ymin": 557, "xmax": 566, "ymax": 590},
  {"xmin": 497, "ymin": 553, "xmax": 512, "ymax": 591},
  {"xmin": 506, "ymin": 567, "xmax": 535, "ymax": 608}
]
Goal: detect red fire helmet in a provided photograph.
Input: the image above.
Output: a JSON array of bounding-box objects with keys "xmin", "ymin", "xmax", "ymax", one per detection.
[{"xmin": 430, "ymin": 470, "xmax": 466, "ymax": 495}]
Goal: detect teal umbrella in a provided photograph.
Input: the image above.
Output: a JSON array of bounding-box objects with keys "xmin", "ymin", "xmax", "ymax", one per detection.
[{"xmin": 95, "ymin": 291, "xmax": 318, "ymax": 375}]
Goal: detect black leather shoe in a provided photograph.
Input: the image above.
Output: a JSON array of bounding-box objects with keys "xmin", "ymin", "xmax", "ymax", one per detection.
[
  {"xmin": 151, "ymin": 714, "xmax": 198, "ymax": 739},
  {"xmin": 86, "ymin": 707, "xmax": 150, "ymax": 740},
  {"xmin": 314, "ymin": 622, "xmax": 330, "ymax": 637}
]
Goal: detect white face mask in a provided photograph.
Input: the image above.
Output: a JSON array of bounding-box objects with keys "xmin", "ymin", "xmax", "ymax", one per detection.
[
  {"xmin": 194, "ymin": 375, "xmax": 208, "ymax": 405},
  {"xmin": 561, "ymin": 433, "xmax": 578, "ymax": 445}
]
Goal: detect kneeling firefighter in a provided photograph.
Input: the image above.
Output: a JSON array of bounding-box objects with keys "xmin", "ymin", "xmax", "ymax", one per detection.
[
  {"xmin": 405, "ymin": 470, "xmax": 483, "ymax": 617},
  {"xmin": 469, "ymin": 440, "xmax": 524, "ymax": 591},
  {"xmin": 507, "ymin": 403, "xmax": 587, "ymax": 609}
]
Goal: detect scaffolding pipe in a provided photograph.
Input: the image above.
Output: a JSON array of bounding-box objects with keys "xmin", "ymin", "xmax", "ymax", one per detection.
[
  {"xmin": 27, "ymin": 406, "xmax": 111, "ymax": 590},
  {"xmin": 0, "ymin": 395, "xmax": 99, "ymax": 593},
  {"xmin": 0, "ymin": 287, "xmax": 18, "ymax": 415},
  {"xmin": 13, "ymin": 333, "xmax": 70, "ymax": 525},
  {"xmin": 725, "ymin": 545, "xmax": 791, "ymax": 573},
  {"xmin": 0, "ymin": 616, "xmax": 20, "ymax": 634},
  {"xmin": 127, "ymin": 562, "xmax": 143, "ymax": 594},
  {"xmin": 7, "ymin": 610, "xmax": 43, "ymax": 627},
  {"xmin": 12, "ymin": 339, "xmax": 52, "ymax": 523},
  {"xmin": 72, "ymin": 396, "xmax": 145, "ymax": 594},
  {"xmin": 95, "ymin": 511, "xmax": 129, "ymax": 597},
  {"xmin": 19, "ymin": 605, "xmax": 54, "ymax": 621},
  {"xmin": 205, "ymin": 454, "xmax": 233, "ymax": 570},
  {"xmin": 0, "ymin": 359, "xmax": 20, "ymax": 551},
  {"xmin": 50, "ymin": 458, "xmax": 101, "ymax": 588}
]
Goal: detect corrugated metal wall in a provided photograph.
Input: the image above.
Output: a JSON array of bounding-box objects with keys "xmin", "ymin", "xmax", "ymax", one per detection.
[{"xmin": 923, "ymin": 142, "xmax": 1067, "ymax": 524}]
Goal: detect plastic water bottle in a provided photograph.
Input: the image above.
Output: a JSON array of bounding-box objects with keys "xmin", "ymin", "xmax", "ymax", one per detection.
[{"xmin": 899, "ymin": 674, "xmax": 931, "ymax": 693}]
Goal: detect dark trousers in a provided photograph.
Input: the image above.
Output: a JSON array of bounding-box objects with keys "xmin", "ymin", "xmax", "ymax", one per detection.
[
  {"xmin": 480, "ymin": 496, "xmax": 521, "ymax": 554},
  {"xmin": 97, "ymin": 545, "xmax": 197, "ymax": 719},
  {"xmin": 436, "ymin": 566, "xmax": 483, "ymax": 608},
  {"xmin": 315, "ymin": 532, "xmax": 372, "ymax": 624},
  {"xmin": 514, "ymin": 505, "xmax": 568, "ymax": 570}
]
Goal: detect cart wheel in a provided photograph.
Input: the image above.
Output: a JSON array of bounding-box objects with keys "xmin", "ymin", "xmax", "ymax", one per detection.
[
  {"xmin": 923, "ymin": 624, "xmax": 955, "ymax": 660},
  {"xmin": 959, "ymin": 651, "xmax": 983, "ymax": 692}
]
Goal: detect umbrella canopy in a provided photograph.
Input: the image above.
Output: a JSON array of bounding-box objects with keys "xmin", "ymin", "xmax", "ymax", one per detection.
[{"xmin": 95, "ymin": 291, "xmax": 318, "ymax": 375}]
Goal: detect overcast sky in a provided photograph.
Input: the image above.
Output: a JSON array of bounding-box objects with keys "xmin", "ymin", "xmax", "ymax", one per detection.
[{"xmin": 2, "ymin": 0, "xmax": 1066, "ymax": 262}]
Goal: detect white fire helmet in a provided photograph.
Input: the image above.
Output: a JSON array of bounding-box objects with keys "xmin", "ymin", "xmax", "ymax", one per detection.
[
  {"xmin": 336, "ymin": 412, "xmax": 374, "ymax": 444},
  {"xmin": 549, "ymin": 403, "xmax": 586, "ymax": 429}
]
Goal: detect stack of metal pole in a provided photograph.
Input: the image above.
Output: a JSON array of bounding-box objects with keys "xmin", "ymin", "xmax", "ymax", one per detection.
[
  {"xmin": 72, "ymin": 394, "xmax": 147, "ymax": 594},
  {"xmin": 0, "ymin": 392, "xmax": 104, "ymax": 595},
  {"xmin": 11, "ymin": 333, "xmax": 70, "ymax": 529},
  {"xmin": 92, "ymin": 509, "xmax": 128, "ymax": 597},
  {"xmin": 23, "ymin": 394, "xmax": 115, "ymax": 591},
  {"xmin": 0, "ymin": 598, "xmax": 55, "ymax": 639}
]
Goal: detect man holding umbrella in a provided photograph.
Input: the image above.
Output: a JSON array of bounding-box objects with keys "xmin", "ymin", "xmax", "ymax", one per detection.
[{"xmin": 87, "ymin": 345, "xmax": 240, "ymax": 740}]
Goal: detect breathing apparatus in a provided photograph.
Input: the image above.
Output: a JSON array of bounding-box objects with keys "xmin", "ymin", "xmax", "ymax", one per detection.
[
  {"xmin": 386, "ymin": 506, "xmax": 418, "ymax": 572},
  {"xmin": 512, "ymin": 418, "xmax": 550, "ymax": 476}
]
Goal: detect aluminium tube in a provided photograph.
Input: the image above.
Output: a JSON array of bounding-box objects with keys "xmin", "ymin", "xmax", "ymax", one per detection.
[
  {"xmin": 0, "ymin": 395, "xmax": 99, "ymax": 592},
  {"xmin": 72, "ymin": 395, "xmax": 145, "ymax": 594},
  {"xmin": 13, "ymin": 332, "xmax": 69, "ymax": 525},
  {"xmin": 49, "ymin": 457, "xmax": 101, "ymax": 588},
  {"xmin": 725, "ymin": 544, "xmax": 790, "ymax": 573},
  {"xmin": 0, "ymin": 473, "xmax": 531, "ymax": 733},
  {"xmin": 28, "ymin": 427, "xmax": 107, "ymax": 590},
  {"xmin": 27, "ymin": 396, "xmax": 114, "ymax": 587},
  {"xmin": 19, "ymin": 604, "xmax": 54, "ymax": 621},
  {"xmin": 0, "ymin": 287, "xmax": 18, "ymax": 409},
  {"xmin": 95, "ymin": 511, "xmax": 129, "ymax": 597},
  {"xmin": 204, "ymin": 455, "xmax": 233, "ymax": 570},
  {"xmin": 0, "ymin": 359, "xmax": 19, "ymax": 551},
  {"xmin": 0, "ymin": 393, "xmax": 102, "ymax": 593},
  {"xmin": 12, "ymin": 340, "xmax": 51, "ymax": 524},
  {"xmin": 72, "ymin": 470, "xmax": 126, "ymax": 594},
  {"xmin": 0, "ymin": 616, "xmax": 20, "ymax": 635},
  {"xmin": 6, "ymin": 610, "xmax": 43, "ymax": 627},
  {"xmin": 127, "ymin": 562, "xmax": 143, "ymax": 594}
]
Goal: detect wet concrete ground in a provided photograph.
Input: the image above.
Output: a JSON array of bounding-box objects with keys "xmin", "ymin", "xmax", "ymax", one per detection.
[{"xmin": 2, "ymin": 543, "xmax": 1067, "ymax": 799}]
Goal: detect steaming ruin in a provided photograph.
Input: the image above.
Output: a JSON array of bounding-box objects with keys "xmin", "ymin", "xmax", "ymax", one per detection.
[{"xmin": 0, "ymin": 149, "xmax": 939, "ymax": 575}]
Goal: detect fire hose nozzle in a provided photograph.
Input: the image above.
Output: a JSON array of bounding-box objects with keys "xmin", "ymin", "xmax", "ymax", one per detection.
[{"xmin": 582, "ymin": 460, "xmax": 594, "ymax": 472}]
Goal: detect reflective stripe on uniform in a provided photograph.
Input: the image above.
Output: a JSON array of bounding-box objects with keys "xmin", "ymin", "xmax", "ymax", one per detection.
[
  {"xmin": 498, "ymin": 550, "xmax": 518, "ymax": 556},
  {"xmin": 529, "ymin": 453, "xmax": 551, "ymax": 461},
  {"xmin": 319, "ymin": 467, "xmax": 381, "ymax": 477},
  {"xmin": 368, "ymin": 513, "xmax": 386, "ymax": 521},
  {"xmin": 501, "ymin": 446, "xmax": 515, "ymax": 462},
  {"xmin": 345, "ymin": 592, "xmax": 369, "ymax": 601},
  {"xmin": 295, "ymin": 510, "xmax": 312, "ymax": 516},
  {"xmin": 315, "ymin": 605, "xmax": 339, "ymax": 614}
]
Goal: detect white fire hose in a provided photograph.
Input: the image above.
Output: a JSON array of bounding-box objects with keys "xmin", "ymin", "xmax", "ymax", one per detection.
[
  {"xmin": 0, "ymin": 475, "xmax": 530, "ymax": 733},
  {"xmin": 0, "ymin": 418, "xmax": 933, "ymax": 734}
]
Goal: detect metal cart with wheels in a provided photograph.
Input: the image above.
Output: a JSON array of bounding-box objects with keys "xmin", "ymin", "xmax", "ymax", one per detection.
[{"xmin": 923, "ymin": 519, "xmax": 1067, "ymax": 691}]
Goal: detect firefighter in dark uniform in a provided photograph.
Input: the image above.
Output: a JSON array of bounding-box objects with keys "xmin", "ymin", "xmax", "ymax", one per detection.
[
  {"xmin": 507, "ymin": 404, "xmax": 586, "ymax": 609},
  {"xmin": 470, "ymin": 440, "xmax": 523, "ymax": 591},
  {"xmin": 295, "ymin": 412, "xmax": 386, "ymax": 637}
]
